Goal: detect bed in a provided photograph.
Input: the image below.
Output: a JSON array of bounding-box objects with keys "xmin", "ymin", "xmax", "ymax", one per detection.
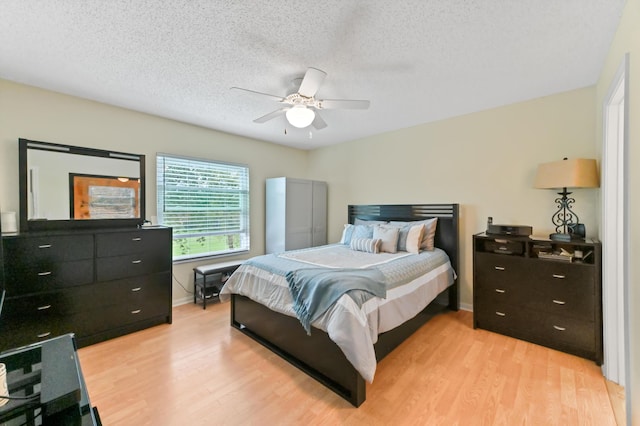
[{"xmin": 220, "ymin": 204, "xmax": 459, "ymax": 406}]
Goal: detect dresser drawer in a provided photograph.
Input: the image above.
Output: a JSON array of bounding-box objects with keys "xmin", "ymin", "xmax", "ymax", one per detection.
[
  {"xmin": 5, "ymin": 259, "xmax": 94, "ymax": 295},
  {"xmin": 96, "ymin": 252, "xmax": 170, "ymax": 281},
  {"xmin": 93, "ymin": 272, "xmax": 171, "ymax": 307},
  {"xmin": 475, "ymin": 253, "xmax": 530, "ymax": 281},
  {"xmin": 0, "ymin": 313, "xmax": 74, "ymax": 350},
  {"xmin": 531, "ymin": 261, "xmax": 595, "ymax": 286},
  {"xmin": 473, "ymin": 304, "xmax": 527, "ymax": 337},
  {"xmin": 2, "ymin": 285, "xmax": 109, "ymax": 318},
  {"xmin": 3, "ymin": 234, "xmax": 94, "ymax": 265},
  {"xmin": 474, "ymin": 285, "xmax": 519, "ymax": 308},
  {"xmin": 526, "ymin": 284, "xmax": 595, "ymax": 320},
  {"xmin": 3, "ymin": 293, "xmax": 75, "ymax": 318},
  {"xmin": 99, "ymin": 296, "xmax": 171, "ymax": 330},
  {"xmin": 476, "ymin": 306, "xmax": 596, "ymax": 358},
  {"xmin": 527, "ymin": 311, "xmax": 596, "ymax": 354},
  {"xmin": 96, "ymin": 229, "xmax": 172, "ymax": 257}
]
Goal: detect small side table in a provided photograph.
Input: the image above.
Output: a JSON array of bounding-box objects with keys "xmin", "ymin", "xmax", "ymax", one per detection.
[
  {"xmin": 0, "ymin": 333, "xmax": 101, "ymax": 425},
  {"xmin": 193, "ymin": 260, "xmax": 243, "ymax": 309}
]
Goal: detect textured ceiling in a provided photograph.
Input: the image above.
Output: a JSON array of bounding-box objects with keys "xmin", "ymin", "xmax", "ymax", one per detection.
[{"xmin": 0, "ymin": 1, "xmax": 625, "ymax": 150}]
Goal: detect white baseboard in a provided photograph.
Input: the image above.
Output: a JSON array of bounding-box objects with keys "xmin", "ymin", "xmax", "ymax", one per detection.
[
  {"xmin": 172, "ymin": 296, "xmax": 193, "ymax": 307},
  {"xmin": 460, "ymin": 303, "xmax": 473, "ymax": 312}
]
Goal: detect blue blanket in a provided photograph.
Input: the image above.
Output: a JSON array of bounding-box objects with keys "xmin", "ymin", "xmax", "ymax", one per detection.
[{"xmin": 285, "ymin": 268, "xmax": 387, "ymax": 335}]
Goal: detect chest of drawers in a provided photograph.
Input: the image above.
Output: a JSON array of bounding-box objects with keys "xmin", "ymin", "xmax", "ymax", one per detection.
[
  {"xmin": 0, "ymin": 227, "xmax": 172, "ymax": 350},
  {"xmin": 473, "ymin": 233, "xmax": 602, "ymax": 364}
]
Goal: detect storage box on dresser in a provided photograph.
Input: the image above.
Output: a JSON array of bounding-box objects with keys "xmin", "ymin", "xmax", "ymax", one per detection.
[
  {"xmin": 473, "ymin": 233, "xmax": 603, "ymax": 364},
  {"xmin": 0, "ymin": 227, "xmax": 172, "ymax": 351}
]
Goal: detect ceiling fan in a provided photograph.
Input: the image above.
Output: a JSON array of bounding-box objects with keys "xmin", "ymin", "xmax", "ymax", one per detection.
[{"xmin": 231, "ymin": 67, "xmax": 370, "ymax": 130}]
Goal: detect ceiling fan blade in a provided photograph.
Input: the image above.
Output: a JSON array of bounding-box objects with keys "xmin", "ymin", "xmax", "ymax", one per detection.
[
  {"xmin": 311, "ymin": 111, "xmax": 328, "ymax": 130},
  {"xmin": 317, "ymin": 99, "xmax": 370, "ymax": 109},
  {"xmin": 298, "ymin": 68, "xmax": 327, "ymax": 98},
  {"xmin": 254, "ymin": 108, "xmax": 288, "ymax": 123},
  {"xmin": 231, "ymin": 87, "xmax": 285, "ymax": 102}
]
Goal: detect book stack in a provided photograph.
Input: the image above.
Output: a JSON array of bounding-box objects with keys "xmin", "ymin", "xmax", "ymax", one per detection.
[{"xmin": 537, "ymin": 251, "xmax": 573, "ymax": 262}]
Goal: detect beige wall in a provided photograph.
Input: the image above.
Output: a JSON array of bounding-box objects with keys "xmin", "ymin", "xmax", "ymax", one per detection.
[
  {"xmin": 596, "ymin": 0, "xmax": 639, "ymax": 422},
  {"xmin": 309, "ymin": 87, "xmax": 599, "ymax": 310},
  {"xmin": 0, "ymin": 79, "xmax": 309, "ymax": 303}
]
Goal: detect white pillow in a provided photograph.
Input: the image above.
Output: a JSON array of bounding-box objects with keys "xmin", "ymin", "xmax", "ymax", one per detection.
[
  {"xmin": 350, "ymin": 238, "xmax": 381, "ymax": 253},
  {"xmin": 405, "ymin": 224, "xmax": 425, "ymax": 253},
  {"xmin": 373, "ymin": 225, "xmax": 400, "ymax": 253},
  {"xmin": 389, "ymin": 218, "xmax": 438, "ymax": 251}
]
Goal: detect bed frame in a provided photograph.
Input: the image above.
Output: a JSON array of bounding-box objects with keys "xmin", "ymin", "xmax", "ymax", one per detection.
[{"xmin": 230, "ymin": 203, "xmax": 459, "ymax": 406}]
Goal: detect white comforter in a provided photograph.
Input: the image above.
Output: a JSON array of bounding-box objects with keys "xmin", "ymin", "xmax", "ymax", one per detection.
[{"xmin": 219, "ymin": 244, "xmax": 455, "ymax": 382}]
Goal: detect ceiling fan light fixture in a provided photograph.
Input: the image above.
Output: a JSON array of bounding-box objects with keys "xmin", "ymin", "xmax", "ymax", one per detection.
[{"xmin": 286, "ymin": 106, "xmax": 315, "ymax": 128}]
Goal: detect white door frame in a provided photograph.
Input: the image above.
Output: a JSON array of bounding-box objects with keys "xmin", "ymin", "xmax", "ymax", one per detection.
[{"xmin": 601, "ymin": 53, "xmax": 629, "ymax": 395}]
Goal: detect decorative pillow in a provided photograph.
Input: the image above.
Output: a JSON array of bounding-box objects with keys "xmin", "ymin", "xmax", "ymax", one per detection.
[
  {"xmin": 405, "ymin": 224, "xmax": 425, "ymax": 253},
  {"xmin": 393, "ymin": 224, "xmax": 412, "ymax": 251},
  {"xmin": 351, "ymin": 224, "xmax": 374, "ymax": 240},
  {"xmin": 372, "ymin": 225, "xmax": 399, "ymax": 253},
  {"xmin": 350, "ymin": 238, "xmax": 381, "ymax": 253},
  {"xmin": 340, "ymin": 224, "xmax": 354, "ymax": 244},
  {"xmin": 354, "ymin": 218, "xmax": 388, "ymax": 226},
  {"xmin": 389, "ymin": 218, "xmax": 438, "ymax": 251}
]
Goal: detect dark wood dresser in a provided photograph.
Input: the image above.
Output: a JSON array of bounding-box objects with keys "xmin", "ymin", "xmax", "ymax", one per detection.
[
  {"xmin": 0, "ymin": 227, "xmax": 172, "ymax": 351},
  {"xmin": 473, "ymin": 233, "xmax": 602, "ymax": 364}
]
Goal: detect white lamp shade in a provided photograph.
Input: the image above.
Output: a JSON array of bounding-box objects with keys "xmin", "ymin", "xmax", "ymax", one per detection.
[{"xmin": 286, "ymin": 106, "xmax": 315, "ymax": 128}]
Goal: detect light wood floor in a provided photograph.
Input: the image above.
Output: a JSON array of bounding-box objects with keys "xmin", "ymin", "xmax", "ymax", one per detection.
[{"xmin": 78, "ymin": 303, "xmax": 618, "ymax": 425}]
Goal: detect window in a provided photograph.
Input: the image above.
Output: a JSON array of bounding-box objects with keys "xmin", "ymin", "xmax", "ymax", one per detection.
[{"xmin": 157, "ymin": 154, "xmax": 250, "ymax": 261}]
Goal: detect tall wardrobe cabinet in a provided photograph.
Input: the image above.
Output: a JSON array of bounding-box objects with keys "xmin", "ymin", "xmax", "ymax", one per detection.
[{"xmin": 265, "ymin": 177, "xmax": 327, "ymax": 254}]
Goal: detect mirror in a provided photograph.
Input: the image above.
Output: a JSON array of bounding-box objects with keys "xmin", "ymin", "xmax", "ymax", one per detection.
[{"xmin": 19, "ymin": 138, "xmax": 146, "ymax": 232}]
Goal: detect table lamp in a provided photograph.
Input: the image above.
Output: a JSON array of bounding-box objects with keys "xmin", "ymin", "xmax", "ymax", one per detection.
[{"xmin": 534, "ymin": 158, "xmax": 599, "ymax": 241}]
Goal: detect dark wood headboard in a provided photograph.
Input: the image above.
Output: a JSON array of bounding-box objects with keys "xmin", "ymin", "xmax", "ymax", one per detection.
[{"xmin": 348, "ymin": 204, "xmax": 460, "ymax": 309}]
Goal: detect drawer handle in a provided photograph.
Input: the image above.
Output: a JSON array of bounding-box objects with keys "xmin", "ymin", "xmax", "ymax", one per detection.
[
  {"xmin": 38, "ymin": 271, "xmax": 52, "ymax": 276},
  {"xmin": 131, "ymin": 309, "xmax": 142, "ymax": 314},
  {"xmin": 37, "ymin": 305, "xmax": 52, "ymax": 311},
  {"xmin": 552, "ymin": 274, "xmax": 566, "ymax": 279},
  {"xmin": 132, "ymin": 260, "xmax": 142, "ymax": 264},
  {"xmin": 494, "ymin": 266, "xmax": 505, "ymax": 271},
  {"xmin": 131, "ymin": 287, "xmax": 142, "ymax": 292},
  {"xmin": 495, "ymin": 311, "xmax": 506, "ymax": 317},
  {"xmin": 38, "ymin": 244, "xmax": 52, "ymax": 249},
  {"xmin": 37, "ymin": 332, "xmax": 51, "ymax": 338},
  {"xmin": 553, "ymin": 325, "xmax": 566, "ymax": 331},
  {"xmin": 552, "ymin": 300, "xmax": 566, "ymax": 305},
  {"xmin": 132, "ymin": 237, "xmax": 142, "ymax": 241},
  {"xmin": 495, "ymin": 289, "xmax": 506, "ymax": 293}
]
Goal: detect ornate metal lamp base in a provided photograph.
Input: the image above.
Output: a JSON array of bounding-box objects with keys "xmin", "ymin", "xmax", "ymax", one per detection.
[{"xmin": 551, "ymin": 187, "xmax": 579, "ymax": 236}]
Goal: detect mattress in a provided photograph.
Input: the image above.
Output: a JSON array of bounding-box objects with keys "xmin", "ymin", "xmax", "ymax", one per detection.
[{"xmin": 219, "ymin": 244, "xmax": 455, "ymax": 382}]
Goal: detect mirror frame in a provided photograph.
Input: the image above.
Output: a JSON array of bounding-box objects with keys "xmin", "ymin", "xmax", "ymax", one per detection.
[{"xmin": 19, "ymin": 138, "xmax": 146, "ymax": 232}]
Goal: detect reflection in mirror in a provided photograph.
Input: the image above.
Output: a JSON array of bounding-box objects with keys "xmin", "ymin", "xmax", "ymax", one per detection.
[
  {"xmin": 69, "ymin": 173, "xmax": 140, "ymax": 219},
  {"xmin": 28, "ymin": 149, "xmax": 141, "ymax": 220},
  {"xmin": 19, "ymin": 139, "xmax": 146, "ymax": 232}
]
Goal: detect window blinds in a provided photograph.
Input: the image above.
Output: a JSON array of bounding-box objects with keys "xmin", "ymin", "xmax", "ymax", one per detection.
[{"xmin": 157, "ymin": 154, "xmax": 250, "ymax": 259}]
